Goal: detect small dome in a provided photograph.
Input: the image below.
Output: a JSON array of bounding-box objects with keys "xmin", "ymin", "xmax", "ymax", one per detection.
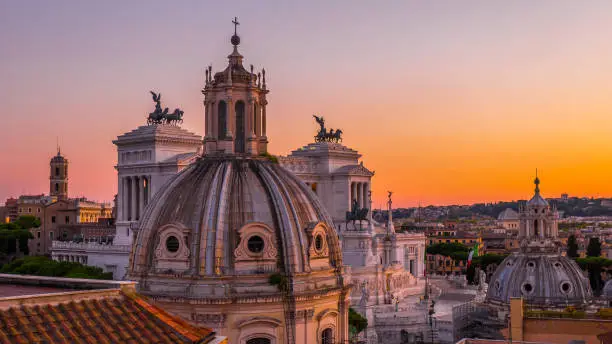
[
  {"xmin": 486, "ymin": 253, "xmax": 592, "ymax": 306},
  {"xmin": 603, "ymin": 280, "xmax": 612, "ymax": 297},
  {"xmin": 51, "ymin": 152, "xmax": 66, "ymax": 163},
  {"xmin": 129, "ymin": 157, "xmax": 345, "ymax": 297},
  {"xmin": 527, "ymin": 193, "xmax": 549, "ymax": 207}
]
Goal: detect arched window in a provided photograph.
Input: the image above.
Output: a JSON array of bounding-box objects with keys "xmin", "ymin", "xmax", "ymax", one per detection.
[
  {"xmin": 534, "ymin": 220, "xmax": 539, "ymax": 237},
  {"xmin": 246, "ymin": 338, "xmax": 271, "ymax": 344},
  {"xmin": 235, "ymin": 100, "xmax": 246, "ymax": 153},
  {"xmin": 55, "ymin": 167, "xmax": 60, "ymax": 176},
  {"xmin": 55, "ymin": 183, "xmax": 59, "ymax": 192},
  {"xmin": 322, "ymin": 328, "xmax": 334, "ymax": 344},
  {"xmin": 218, "ymin": 100, "xmax": 227, "ymax": 139}
]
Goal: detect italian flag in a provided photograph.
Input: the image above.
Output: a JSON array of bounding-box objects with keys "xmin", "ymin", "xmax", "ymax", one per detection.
[{"xmin": 467, "ymin": 244, "xmax": 479, "ymax": 268}]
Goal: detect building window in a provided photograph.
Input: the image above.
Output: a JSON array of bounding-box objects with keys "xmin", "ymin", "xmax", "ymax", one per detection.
[
  {"xmin": 246, "ymin": 339, "xmax": 271, "ymax": 344},
  {"xmin": 49, "ymin": 232, "xmax": 54, "ymax": 240},
  {"xmin": 51, "ymin": 216, "xmax": 56, "ymax": 223},
  {"xmin": 247, "ymin": 235, "xmax": 265, "ymax": 253},
  {"xmin": 55, "ymin": 184, "xmax": 59, "ymax": 192},
  {"xmin": 18, "ymin": 208, "xmax": 22, "ymax": 213},
  {"xmin": 37, "ymin": 232, "xmax": 41, "ymax": 238},
  {"xmin": 322, "ymin": 328, "xmax": 334, "ymax": 344},
  {"xmin": 37, "ymin": 208, "xmax": 40, "ymax": 213},
  {"xmin": 55, "ymin": 167, "xmax": 59, "ymax": 176},
  {"xmin": 65, "ymin": 216, "xmax": 69, "ymax": 224},
  {"xmin": 28, "ymin": 208, "xmax": 32, "ymax": 213},
  {"xmin": 166, "ymin": 236, "xmax": 180, "ymax": 253}
]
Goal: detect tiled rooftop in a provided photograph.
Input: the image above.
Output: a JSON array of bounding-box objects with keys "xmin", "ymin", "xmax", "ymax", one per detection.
[{"xmin": 0, "ymin": 274, "xmax": 221, "ymax": 344}]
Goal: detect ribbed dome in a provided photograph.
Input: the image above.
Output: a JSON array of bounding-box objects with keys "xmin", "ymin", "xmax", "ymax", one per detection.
[
  {"xmin": 128, "ymin": 156, "xmax": 345, "ymax": 297},
  {"xmin": 486, "ymin": 253, "xmax": 592, "ymax": 306}
]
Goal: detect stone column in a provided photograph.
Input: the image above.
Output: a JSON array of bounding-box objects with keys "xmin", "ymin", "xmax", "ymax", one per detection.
[
  {"xmin": 139, "ymin": 176, "xmax": 145, "ymax": 219},
  {"xmin": 261, "ymin": 101, "xmax": 267, "ymax": 136},
  {"xmin": 247, "ymin": 98, "xmax": 254, "ymax": 136},
  {"xmin": 227, "ymin": 97, "xmax": 234, "ymax": 138},
  {"xmin": 255, "ymin": 101, "xmax": 261, "ymax": 136},
  {"xmin": 360, "ymin": 183, "xmax": 365, "ymax": 208},
  {"xmin": 361, "ymin": 183, "xmax": 367, "ymax": 208},
  {"xmin": 205, "ymin": 100, "xmax": 211, "ymax": 137},
  {"xmin": 350, "ymin": 182, "xmax": 356, "ymax": 206},
  {"xmin": 131, "ymin": 176, "xmax": 137, "ymax": 222}
]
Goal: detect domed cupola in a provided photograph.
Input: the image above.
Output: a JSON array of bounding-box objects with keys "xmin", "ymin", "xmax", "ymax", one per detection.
[
  {"xmin": 202, "ymin": 17, "xmax": 269, "ymax": 156},
  {"xmin": 486, "ymin": 174, "xmax": 592, "ymax": 307},
  {"xmin": 128, "ymin": 19, "xmax": 351, "ymax": 344}
]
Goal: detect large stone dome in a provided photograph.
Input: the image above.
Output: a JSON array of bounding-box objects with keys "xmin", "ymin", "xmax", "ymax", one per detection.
[
  {"xmin": 129, "ymin": 156, "xmax": 345, "ymax": 282},
  {"xmin": 486, "ymin": 252, "xmax": 592, "ymax": 306}
]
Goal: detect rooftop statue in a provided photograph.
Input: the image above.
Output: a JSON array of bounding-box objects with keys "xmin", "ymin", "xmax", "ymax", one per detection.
[
  {"xmin": 313, "ymin": 114, "xmax": 343, "ymax": 143},
  {"xmin": 147, "ymin": 91, "xmax": 184, "ymax": 125}
]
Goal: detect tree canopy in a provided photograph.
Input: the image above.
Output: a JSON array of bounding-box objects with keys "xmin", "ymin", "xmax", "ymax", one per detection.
[
  {"xmin": 0, "ymin": 216, "xmax": 37, "ymax": 256},
  {"xmin": 1, "ymin": 256, "xmax": 112, "ymax": 280},
  {"xmin": 348, "ymin": 307, "xmax": 368, "ymax": 341},
  {"xmin": 567, "ymin": 235, "xmax": 579, "ymax": 258},
  {"xmin": 587, "ymin": 237, "xmax": 602, "ymax": 257},
  {"xmin": 426, "ymin": 242, "xmax": 470, "ymax": 261}
]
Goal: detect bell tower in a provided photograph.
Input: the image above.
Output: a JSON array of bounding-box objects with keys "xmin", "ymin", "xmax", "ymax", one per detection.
[
  {"xmin": 49, "ymin": 147, "xmax": 68, "ymax": 200},
  {"xmin": 202, "ymin": 18, "xmax": 269, "ymax": 155},
  {"xmin": 518, "ymin": 171, "xmax": 559, "ymax": 252}
]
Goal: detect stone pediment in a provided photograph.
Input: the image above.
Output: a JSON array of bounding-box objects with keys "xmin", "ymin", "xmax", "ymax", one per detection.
[
  {"xmin": 114, "ymin": 125, "xmax": 202, "ymax": 146},
  {"xmin": 289, "ymin": 142, "xmax": 361, "ymax": 160},
  {"xmin": 333, "ymin": 164, "xmax": 374, "ymax": 177}
]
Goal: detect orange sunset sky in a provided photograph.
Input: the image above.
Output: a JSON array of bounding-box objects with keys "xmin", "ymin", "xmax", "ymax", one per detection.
[{"xmin": 2, "ymin": 1, "xmax": 612, "ymax": 208}]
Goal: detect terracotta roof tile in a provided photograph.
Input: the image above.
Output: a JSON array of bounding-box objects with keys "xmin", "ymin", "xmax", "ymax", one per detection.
[{"xmin": 0, "ymin": 293, "xmax": 215, "ymax": 344}]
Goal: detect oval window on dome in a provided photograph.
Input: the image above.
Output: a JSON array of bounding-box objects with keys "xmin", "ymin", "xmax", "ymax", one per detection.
[
  {"xmin": 315, "ymin": 234, "xmax": 324, "ymax": 252},
  {"xmin": 522, "ymin": 282, "xmax": 533, "ymax": 294},
  {"xmin": 247, "ymin": 235, "xmax": 265, "ymax": 254},
  {"xmin": 561, "ymin": 282, "xmax": 572, "ymax": 293},
  {"xmin": 166, "ymin": 236, "xmax": 180, "ymax": 253}
]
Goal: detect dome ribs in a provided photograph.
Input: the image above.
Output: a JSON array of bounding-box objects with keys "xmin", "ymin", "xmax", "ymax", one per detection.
[
  {"xmin": 211, "ymin": 161, "xmax": 232, "ymax": 276},
  {"xmin": 199, "ymin": 160, "xmax": 225, "ymax": 275},
  {"xmin": 190, "ymin": 161, "xmax": 220, "ymax": 276}
]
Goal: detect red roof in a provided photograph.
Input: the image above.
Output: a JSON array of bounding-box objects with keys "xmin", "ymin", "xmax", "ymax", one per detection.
[{"xmin": 0, "ymin": 292, "xmax": 215, "ymax": 344}]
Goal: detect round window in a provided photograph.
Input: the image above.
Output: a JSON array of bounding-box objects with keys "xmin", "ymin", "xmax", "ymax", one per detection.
[
  {"xmin": 561, "ymin": 282, "xmax": 572, "ymax": 293},
  {"xmin": 247, "ymin": 235, "xmax": 265, "ymax": 253},
  {"xmin": 315, "ymin": 234, "xmax": 324, "ymax": 251},
  {"xmin": 527, "ymin": 261, "xmax": 535, "ymax": 268},
  {"xmin": 522, "ymin": 282, "xmax": 533, "ymax": 294},
  {"xmin": 166, "ymin": 236, "xmax": 180, "ymax": 253}
]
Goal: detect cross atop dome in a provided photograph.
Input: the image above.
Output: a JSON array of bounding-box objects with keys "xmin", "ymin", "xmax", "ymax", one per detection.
[
  {"xmin": 231, "ymin": 17, "xmax": 240, "ymax": 46},
  {"xmin": 534, "ymin": 168, "xmax": 540, "ymax": 194}
]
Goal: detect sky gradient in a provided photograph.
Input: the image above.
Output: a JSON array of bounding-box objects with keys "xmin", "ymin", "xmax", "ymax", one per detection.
[{"xmin": 2, "ymin": 1, "xmax": 612, "ymax": 208}]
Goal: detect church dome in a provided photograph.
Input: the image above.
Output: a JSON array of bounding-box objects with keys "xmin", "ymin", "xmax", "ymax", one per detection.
[
  {"xmin": 128, "ymin": 156, "xmax": 346, "ymax": 295},
  {"xmin": 486, "ymin": 175, "xmax": 592, "ymax": 307},
  {"xmin": 485, "ymin": 253, "xmax": 592, "ymax": 306}
]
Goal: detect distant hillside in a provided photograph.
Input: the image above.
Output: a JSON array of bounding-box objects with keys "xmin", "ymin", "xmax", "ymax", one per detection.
[{"xmin": 377, "ymin": 197, "xmax": 612, "ymax": 221}]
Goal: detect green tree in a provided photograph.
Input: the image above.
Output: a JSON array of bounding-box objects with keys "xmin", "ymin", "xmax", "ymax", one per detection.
[
  {"xmin": 567, "ymin": 235, "xmax": 579, "ymax": 258},
  {"xmin": 1, "ymin": 256, "xmax": 112, "ymax": 280},
  {"xmin": 14, "ymin": 215, "xmax": 41, "ymax": 230},
  {"xmin": 0, "ymin": 217, "xmax": 35, "ymax": 256},
  {"xmin": 576, "ymin": 256, "xmax": 612, "ymax": 296},
  {"xmin": 587, "ymin": 237, "xmax": 602, "ymax": 257},
  {"xmin": 466, "ymin": 264, "xmax": 477, "ymax": 285},
  {"xmin": 348, "ymin": 307, "xmax": 368, "ymax": 343}
]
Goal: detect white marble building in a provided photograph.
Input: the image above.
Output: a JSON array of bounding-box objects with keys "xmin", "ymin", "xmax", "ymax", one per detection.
[
  {"xmin": 279, "ymin": 139, "xmax": 426, "ymax": 341},
  {"xmin": 113, "ymin": 124, "xmax": 202, "ymax": 246},
  {"xmin": 52, "ymin": 123, "xmax": 202, "ymax": 279}
]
